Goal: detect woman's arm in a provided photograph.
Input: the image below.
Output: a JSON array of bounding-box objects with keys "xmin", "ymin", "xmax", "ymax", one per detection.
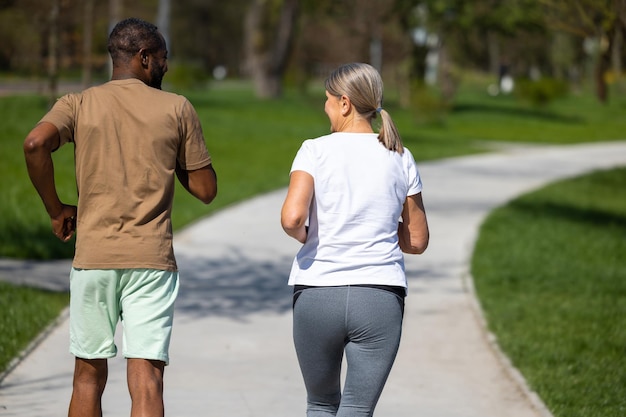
[
  {"xmin": 281, "ymin": 170, "xmax": 314, "ymax": 244},
  {"xmin": 398, "ymin": 193, "xmax": 429, "ymax": 254}
]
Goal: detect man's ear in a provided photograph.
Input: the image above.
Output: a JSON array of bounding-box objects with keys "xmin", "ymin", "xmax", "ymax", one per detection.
[{"xmin": 139, "ymin": 49, "xmax": 149, "ymax": 67}]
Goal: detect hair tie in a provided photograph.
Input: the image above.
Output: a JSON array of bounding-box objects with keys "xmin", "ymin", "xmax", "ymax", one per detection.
[{"xmin": 376, "ymin": 107, "xmax": 383, "ymax": 113}]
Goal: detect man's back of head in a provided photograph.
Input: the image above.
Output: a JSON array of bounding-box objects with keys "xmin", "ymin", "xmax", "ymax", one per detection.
[{"xmin": 108, "ymin": 18, "xmax": 164, "ymax": 66}]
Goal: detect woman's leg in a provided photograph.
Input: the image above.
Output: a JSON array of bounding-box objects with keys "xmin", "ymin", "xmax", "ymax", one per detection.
[
  {"xmin": 293, "ymin": 288, "xmax": 348, "ymax": 416},
  {"xmin": 338, "ymin": 287, "xmax": 404, "ymax": 417}
]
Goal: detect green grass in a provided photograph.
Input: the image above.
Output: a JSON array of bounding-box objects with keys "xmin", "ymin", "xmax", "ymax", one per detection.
[
  {"xmin": 471, "ymin": 167, "xmax": 626, "ymax": 417},
  {"xmin": 0, "ymin": 282, "xmax": 69, "ymax": 373},
  {"xmin": 0, "ymin": 81, "xmax": 485, "ymax": 260},
  {"xmin": 3, "ymin": 80, "xmax": 626, "ymax": 259},
  {"xmin": 1, "ymin": 78, "xmax": 625, "ymax": 410},
  {"xmin": 0, "ymin": 95, "xmax": 79, "ymax": 259}
]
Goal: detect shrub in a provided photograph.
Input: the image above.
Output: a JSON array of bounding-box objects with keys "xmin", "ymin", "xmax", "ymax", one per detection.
[
  {"xmin": 166, "ymin": 61, "xmax": 210, "ymax": 91},
  {"xmin": 409, "ymin": 81, "xmax": 451, "ymax": 125},
  {"xmin": 515, "ymin": 77, "xmax": 569, "ymax": 106}
]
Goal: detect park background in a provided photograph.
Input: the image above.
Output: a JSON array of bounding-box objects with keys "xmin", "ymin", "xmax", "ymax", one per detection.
[{"xmin": 0, "ymin": 1, "xmax": 625, "ymax": 416}]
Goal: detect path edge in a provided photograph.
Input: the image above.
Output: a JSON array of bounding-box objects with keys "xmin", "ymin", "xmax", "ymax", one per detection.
[{"xmin": 0, "ymin": 307, "xmax": 69, "ymax": 385}]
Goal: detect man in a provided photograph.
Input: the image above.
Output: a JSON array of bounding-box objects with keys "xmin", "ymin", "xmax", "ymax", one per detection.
[{"xmin": 23, "ymin": 18, "xmax": 217, "ymax": 417}]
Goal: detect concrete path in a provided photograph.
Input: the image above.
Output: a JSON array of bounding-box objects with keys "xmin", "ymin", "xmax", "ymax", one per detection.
[{"xmin": 1, "ymin": 141, "xmax": 625, "ymax": 417}]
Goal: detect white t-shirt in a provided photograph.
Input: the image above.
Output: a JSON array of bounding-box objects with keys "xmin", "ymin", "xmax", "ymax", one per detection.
[{"xmin": 287, "ymin": 132, "xmax": 423, "ymax": 288}]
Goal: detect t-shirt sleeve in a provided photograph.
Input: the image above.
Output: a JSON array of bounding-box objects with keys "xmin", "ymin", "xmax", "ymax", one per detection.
[
  {"xmin": 290, "ymin": 140, "xmax": 315, "ymax": 176},
  {"xmin": 404, "ymin": 147, "xmax": 423, "ymax": 196},
  {"xmin": 39, "ymin": 93, "xmax": 78, "ymax": 147},
  {"xmin": 177, "ymin": 98, "xmax": 212, "ymax": 170}
]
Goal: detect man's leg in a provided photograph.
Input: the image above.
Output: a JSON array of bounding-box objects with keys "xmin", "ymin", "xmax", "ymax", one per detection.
[
  {"xmin": 121, "ymin": 269, "xmax": 177, "ymax": 416},
  {"xmin": 68, "ymin": 268, "xmax": 119, "ymax": 417},
  {"xmin": 127, "ymin": 358, "xmax": 165, "ymax": 417},
  {"xmin": 68, "ymin": 358, "xmax": 108, "ymax": 417}
]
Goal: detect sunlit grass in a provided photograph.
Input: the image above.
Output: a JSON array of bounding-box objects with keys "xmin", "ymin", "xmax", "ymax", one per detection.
[
  {"xmin": 1, "ymin": 80, "xmax": 625, "ymax": 410},
  {"xmin": 0, "ymin": 282, "xmax": 69, "ymax": 374},
  {"xmin": 4, "ymin": 80, "xmax": 624, "ymax": 259},
  {"xmin": 471, "ymin": 167, "xmax": 626, "ymax": 417}
]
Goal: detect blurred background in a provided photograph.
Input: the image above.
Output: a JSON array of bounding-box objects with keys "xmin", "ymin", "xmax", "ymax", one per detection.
[{"xmin": 0, "ymin": 0, "xmax": 624, "ymax": 105}]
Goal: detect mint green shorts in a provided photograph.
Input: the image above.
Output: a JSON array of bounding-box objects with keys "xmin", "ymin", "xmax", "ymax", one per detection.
[{"xmin": 69, "ymin": 268, "xmax": 179, "ymax": 365}]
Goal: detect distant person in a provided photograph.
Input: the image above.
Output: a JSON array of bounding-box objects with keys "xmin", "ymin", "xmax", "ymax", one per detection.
[
  {"xmin": 23, "ymin": 17, "xmax": 217, "ymax": 417},
  {"xmin": 281, "ymin": 62, "xmax": 429, "ymax": 416}
]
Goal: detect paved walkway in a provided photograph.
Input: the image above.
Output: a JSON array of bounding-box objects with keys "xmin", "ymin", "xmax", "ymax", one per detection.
[{"xmin": 1, "ymin": 141, "xmax": 626, "ymax": 417}]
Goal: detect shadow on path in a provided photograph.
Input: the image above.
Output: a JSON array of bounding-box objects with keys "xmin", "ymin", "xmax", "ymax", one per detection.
[{"xmin": 175, "ymin": 251, "xmax": 295, "ymax": 319}]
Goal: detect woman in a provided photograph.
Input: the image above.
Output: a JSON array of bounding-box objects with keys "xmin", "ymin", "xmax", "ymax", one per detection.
[{"xmin": 281, "ymin": 62, "xmax": 429, "ymax": 416}]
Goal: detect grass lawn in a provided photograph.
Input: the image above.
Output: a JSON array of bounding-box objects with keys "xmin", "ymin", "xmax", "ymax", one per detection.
[
  {"xmin": 472, "ymin": 167, "xmax": 626, "ymax": 417},
  {"xmin": 2, "ymin": 80, "xmax": 626, "ymax": 259},
  {"xmin": 1, "ymin": 78, "xmax": 625, "ymax": 413},
  {"xmin": 0, "ymin": 282, "xmax": 69, "ymax": 375}
]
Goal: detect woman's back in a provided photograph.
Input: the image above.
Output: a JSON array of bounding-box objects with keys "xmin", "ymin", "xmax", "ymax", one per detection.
[{"xmin": 287, "ymin": 132, "xmax": 422, "ymax": 286}]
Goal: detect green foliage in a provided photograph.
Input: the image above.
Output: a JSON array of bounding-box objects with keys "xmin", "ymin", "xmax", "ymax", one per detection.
[
  {"xmin": 0, "ymin": 7, "xmax": 43, "ymax": 73},
  {"xmin": 408, "ymin": 81, "xmax": 451, "ymax": 125},
  {"xmin": 472, "ymin": 168, "xmax": 626, "ymax": 417},
  {"xmin": 166, "ymin": 62, "xmax": 211, "ymax": 91},
  {"xmin": 515, "ymin": 77, "xmax": 569, "ymax": 106},
  {"xmin": 0, "ymin": 282, "xmax": 68, "ymax": 373}
]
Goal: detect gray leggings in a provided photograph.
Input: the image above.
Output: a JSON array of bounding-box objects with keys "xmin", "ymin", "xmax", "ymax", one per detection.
[{"xmin": 292, "ymin": 285, "xmax": 405, "ymax": 417}]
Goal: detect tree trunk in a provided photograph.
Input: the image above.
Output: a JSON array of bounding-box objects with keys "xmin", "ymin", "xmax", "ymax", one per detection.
[
  {"xmin": 370, "ymin": 35, "xmax": 382, "ymax": 73},
  {"xmin": 437, "ymin": 41, "xmax": 457, "ymax": 103},
  {"xmin": 244, "ymin": 0, "xmax": 299, "ymax": 99},
  {"xmin": 487, "ymin": 30, "xmax": 500, "ymax": 76},
  {"xmin": 157, "ymin": 0, "xmax": 171, "ymax": 51},
  {"xmin": 82, "ymin": 0, "xmax": 95, "ymax": 89},
  {"xmin": 611, "ymin": 19, "xmax": 624, "ymax": 92},
  {"xmin": 595, "ymin": 25, "xmax": 613, "ymax": 104},
  {"xmin": 596, "ymin": 46, "xmax": 611, "ymax": 103},
  {"xmin": 108, "ymin": 0, "xmax": 122, "ymax": 77},
  {"xmin": 47, "ymin": 0, "xmax": 60, "ymax": 107}
]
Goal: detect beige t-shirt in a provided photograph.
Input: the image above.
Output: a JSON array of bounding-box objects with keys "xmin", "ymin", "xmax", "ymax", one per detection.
[{"xmin": 42, "ymin": 79, "xmax": 212, "ymax": 271}]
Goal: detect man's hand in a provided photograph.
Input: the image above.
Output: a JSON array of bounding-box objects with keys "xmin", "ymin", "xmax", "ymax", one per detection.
[{"xmin": 51, "ymin": 204, "xmax": 77, "ymax": 242}]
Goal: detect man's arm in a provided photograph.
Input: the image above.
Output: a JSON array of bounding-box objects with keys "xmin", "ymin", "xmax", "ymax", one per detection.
[
  {"xmin": 176, "ymin": 163, "xmax": 218, "ymax": 204},
  {"xmin": 23, "ymin": 122, "xmax": 77, "ymax": 242}
]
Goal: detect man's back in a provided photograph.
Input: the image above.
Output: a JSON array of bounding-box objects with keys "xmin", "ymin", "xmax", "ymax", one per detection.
[{"xmin": 42, "ymin": 79, "xmax": 211, "ymax": 271}]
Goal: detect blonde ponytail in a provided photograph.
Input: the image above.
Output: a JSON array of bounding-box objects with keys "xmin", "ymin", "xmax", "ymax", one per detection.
[
  {"xmin": 326, "ymin": 63, "xmax": 404, "ymax": 154},
  {"xmin": 377, "ymin": 108, "xmax": 403, "ymax": 154}
]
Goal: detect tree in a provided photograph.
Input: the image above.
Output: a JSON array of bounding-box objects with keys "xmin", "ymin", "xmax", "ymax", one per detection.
[
  {"xmin": 538, "ymin": 0, "xmax": 620, "ymax": 102},
  {"xmin": 107, "ymin": 0, "xmax": 122, "ymax": 77},
  {"xmin": 157, "ymin": 0, "xmax": 171, "ymax": 50},
  {"xmin": 395, "ymin": 0, "xmax": 548, "ymax": 97},
  {"xmin": 47, "ymin": 0, "xmax": 60, "ymax": 106},
  {"xmin": 243, "ymin": 0, "xmax": 299, "ymax": 98},
  {"xmin": 82, "ymin": 0, "xmax": 95, "ymax": 89},
  {"xmin": 613, "ymin": 0, "xmax": 626, "ymax": 91}
]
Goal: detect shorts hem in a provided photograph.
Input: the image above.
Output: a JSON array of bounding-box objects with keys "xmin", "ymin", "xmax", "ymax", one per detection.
[
  {"xmin": 124, "ymin": 353, "xmax": 170, "ymax": 366},
  {"xmin": 70, "ymin": 350, "xmax": 117, "ymax": 360}
]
